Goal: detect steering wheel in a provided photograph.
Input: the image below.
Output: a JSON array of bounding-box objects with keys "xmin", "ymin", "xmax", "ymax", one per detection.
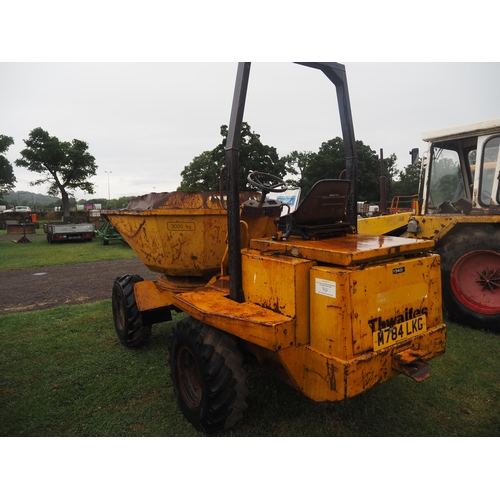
[{"xmin": 247, "ymin": 171, "xmax": 288, "ymax": 193}]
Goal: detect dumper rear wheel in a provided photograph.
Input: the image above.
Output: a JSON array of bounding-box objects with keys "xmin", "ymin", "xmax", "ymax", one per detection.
[
  {"xmin": 112, "ymin": 274, "xmax": 152, "ymax": 347},
  {"xmin": 169, "ymin": 317, "xmax": 248, "ymax": 433},
  {"xmin": 436, "ymin": 226, "xmax": 500, "ymax": 332}
]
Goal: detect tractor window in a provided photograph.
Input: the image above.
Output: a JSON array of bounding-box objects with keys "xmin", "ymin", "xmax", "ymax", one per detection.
[
  {"xmin": 479, "ymin": 136, "xmax": 500, "ymax": 206},
  {"xmin": 428, "ymin": 147, "xmax": 465, "ymax": 210}
]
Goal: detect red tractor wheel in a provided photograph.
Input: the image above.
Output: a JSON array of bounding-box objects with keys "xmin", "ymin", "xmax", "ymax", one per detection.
[
  {"xmin": 451, "ymin": 249, "xmax": 500, "ymax": 315},
  {"xmin": 436, "ymin": 226, "xmax": 500, "ymax": 332}
]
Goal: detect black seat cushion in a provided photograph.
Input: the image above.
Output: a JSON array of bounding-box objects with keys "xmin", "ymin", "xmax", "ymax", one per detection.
[{"xmin": 276, "ymin": 179, "xmax": 351, "ymax": 239}]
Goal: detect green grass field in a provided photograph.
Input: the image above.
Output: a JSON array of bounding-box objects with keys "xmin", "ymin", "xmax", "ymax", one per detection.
[
  {"xmin": 1, "ymin": 226, "xmax": 499, "ymax": 437},
  {"xmin": 0, "ymin": 229, "xmax": 137, "ymax": 271},
  {"xmin": 1, "ymin": 301, "xmax": 499, "ymax": 437}
]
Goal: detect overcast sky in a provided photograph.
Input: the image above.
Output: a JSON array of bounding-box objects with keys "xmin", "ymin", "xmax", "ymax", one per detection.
[{"xmin": 2, "ymin": 61, "xmax": 500, "ymax": 201}]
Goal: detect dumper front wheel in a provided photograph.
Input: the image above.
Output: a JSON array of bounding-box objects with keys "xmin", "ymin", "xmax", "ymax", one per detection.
[
  {"xmin": 112, "ymin": 274, "xmax": 152, "ymax": 347},
  {"xmin": 169, "ymin": 317, "xmax": 248, "ymax": 434}
]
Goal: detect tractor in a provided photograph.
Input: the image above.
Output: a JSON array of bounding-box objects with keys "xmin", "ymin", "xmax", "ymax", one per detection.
[
  {"xmin": 359, "ymin": 119, "xmax": 500, "ymax": 332},
  {"xmin": 406, "ymin": 120, "xmax": 500, "ymax": 331}
]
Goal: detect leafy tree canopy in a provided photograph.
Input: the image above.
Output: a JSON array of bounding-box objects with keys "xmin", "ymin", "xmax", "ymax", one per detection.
[
  {"xmin": 283, "ymin": 138, "xmax": 398, "ymax": 202},
  {"xmin": 393, "ymin": 161, "xmax": 421, "ymax": 197},
  {"xmin": 0, "ymin": 135, "xmax": 16, "ymax": 197},
  {"xmin": 280, "ymin": 150, "xmax": 315, "ymax": 189},
  {"xmin": 178, "ymin": 123, "xmax": 287, "ymax": 192},
  {"xmin": 178, "ymin": 151, "xmax": 220, "ymax": 192},
  {"xmin": 15, "ymin": 127, "xmax": 98, "ymax": 217},
  {"xmin": 178, "ymin": 124, "xmax": 422, "ymax": 209}
]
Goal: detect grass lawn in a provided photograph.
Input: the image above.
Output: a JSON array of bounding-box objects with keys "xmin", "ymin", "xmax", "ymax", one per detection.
[
  {"xmin": 1, "ymin": 301, "xmax": 499, "ymax": 437},
  {"xmin": 0, "ymin": 229, "xmax": 137, "ymax": 271}
]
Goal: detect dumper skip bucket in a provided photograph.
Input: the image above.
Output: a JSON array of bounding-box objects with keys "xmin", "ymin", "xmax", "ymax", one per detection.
[{"xmin": 102, "ymin": 191, "xmax": 257, "ymax": 277}]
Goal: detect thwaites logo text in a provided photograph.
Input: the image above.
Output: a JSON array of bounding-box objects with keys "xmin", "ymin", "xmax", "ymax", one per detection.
[{"xmin": 367, "ymin": 307, "xmax": 428, "ymax": 333}]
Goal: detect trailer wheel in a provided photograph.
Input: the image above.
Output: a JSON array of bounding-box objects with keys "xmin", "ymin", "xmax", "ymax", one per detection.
[
  {"xmin": 112, "ymin": 274, "xmax": 151, "ymax": 347},
  {"xmin": 169, "ymin": 317, "xmax": 248, "ymax": 434},
  {"xmin": 436, "ymin": 226, "xmax": 500, "ymax": 332}
]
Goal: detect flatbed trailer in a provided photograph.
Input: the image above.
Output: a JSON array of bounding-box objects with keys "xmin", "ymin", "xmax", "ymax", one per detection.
[{"xmin": 43, "ymin": 222, "xmax": 95, "ymax": 243}]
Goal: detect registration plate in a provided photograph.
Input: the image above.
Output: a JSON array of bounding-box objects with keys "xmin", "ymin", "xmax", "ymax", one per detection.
[{"xmin": 373, "ymin": 315, "xmax": 427, "ymax": 351}]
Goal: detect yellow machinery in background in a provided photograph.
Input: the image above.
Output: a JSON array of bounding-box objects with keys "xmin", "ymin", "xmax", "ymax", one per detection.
[
  {"xmin": 357, "ymin": 211, "xmax": 412, "ymax": 236},
  {"xmin": 359, "ymin": 120, "xmax": 500, "ymax": 332},
  {"xmin": 357, "ymin": 194, "xmax": 418, "ymax": 236},
  {"xmin": 103, "ymin": 63, "xmax": 446, "ymax": 433}
]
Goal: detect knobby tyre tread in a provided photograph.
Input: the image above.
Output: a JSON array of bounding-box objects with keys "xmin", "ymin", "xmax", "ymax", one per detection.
[
  {"xmin": 112, "ymin": 274, "xmax": 152, "ymax": 347},
  {"xmin": 436, "ymin": 225, "xmax": 500, "ymax": 332},
  {"xmin": 169, "ymin": 317, "xmax": 248, "ymax": 434}
]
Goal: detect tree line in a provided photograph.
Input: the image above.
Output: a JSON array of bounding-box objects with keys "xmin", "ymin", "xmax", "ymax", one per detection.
[
  {"xmin": 178, "ymin": 123, "xmax": 420, "ymax": 204},
  {"xmin": 1, "ymin": 125, "xmax": 421, "ymax": 216}
]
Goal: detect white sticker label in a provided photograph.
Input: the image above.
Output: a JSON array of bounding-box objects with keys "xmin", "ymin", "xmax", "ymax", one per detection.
[{"xmin": 315, "ymin": 278, "xmax": 336, "ymax": 298}]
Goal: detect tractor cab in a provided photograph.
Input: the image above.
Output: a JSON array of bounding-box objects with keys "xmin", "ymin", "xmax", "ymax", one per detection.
[{"xmin": 420, "ymin": 119, "xmax": 500, "ymax": 218}]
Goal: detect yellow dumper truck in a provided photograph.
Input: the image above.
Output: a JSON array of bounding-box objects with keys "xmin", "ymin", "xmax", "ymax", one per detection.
[{"xmin": 103, "ymin": 63, "xmax": 446, "ymax": 433}]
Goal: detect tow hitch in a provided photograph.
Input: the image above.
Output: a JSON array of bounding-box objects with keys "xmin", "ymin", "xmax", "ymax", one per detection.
[{"xmin": 392, "ymin": 350, "xmax": 431, "ymax": 382}]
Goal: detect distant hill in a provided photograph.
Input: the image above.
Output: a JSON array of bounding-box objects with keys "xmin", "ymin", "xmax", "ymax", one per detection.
[{"xmin": 3, "ymin": 191, "xmax": 62, "ymax": 207}]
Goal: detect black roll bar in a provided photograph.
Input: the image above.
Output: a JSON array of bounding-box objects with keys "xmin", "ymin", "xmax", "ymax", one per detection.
[{"xmin": 224, "ymin": 62, "xmax": 358, "ymax": 303}]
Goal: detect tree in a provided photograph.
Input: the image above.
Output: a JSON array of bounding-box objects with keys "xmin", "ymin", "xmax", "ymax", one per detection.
[
  {"xmin": 178, "ymin": 126, "xmax": 400, "ymax": 206},
  {"xmin": 393, "ymin": 161, "xmax": 422, "ymax": 197},
  {"xmin": 295, "ymin": 137, "xmax": 347, "ymax": 195},
  {"xmin": 178, "ymin": 151, "xmax": 220, "ymax": 191},
  {"xmin": 281, "ymin": 150, "xmax": 315, "ymax": 189},
  {"xmin": 289, "ymin": 137, "xmax": 397, "ymax": 202},
  {"xmin": 0, "ymin": 135, "xmax": 16, "ymax": 197},
  {"xmin": 15, "ymin": 128, "xmax": 98, "ymax": 217},
  {"xmin": 355, "ymin": 142, "xmax": 397, "ymax": 203},
  {"xmin": 179, "ymin": 123, "xmax": 287, "ymax": 192}
]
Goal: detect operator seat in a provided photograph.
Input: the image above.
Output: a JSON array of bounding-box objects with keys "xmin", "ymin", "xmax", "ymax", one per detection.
[{"xmin": 276, "ymin": 179, "xmax": 352, "ymax": 239}]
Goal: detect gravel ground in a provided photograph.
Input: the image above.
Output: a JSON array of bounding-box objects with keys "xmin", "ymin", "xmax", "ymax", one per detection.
[{"xmin": 0, "ymin": 257, "xmax": 159, "ymax": 314}]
